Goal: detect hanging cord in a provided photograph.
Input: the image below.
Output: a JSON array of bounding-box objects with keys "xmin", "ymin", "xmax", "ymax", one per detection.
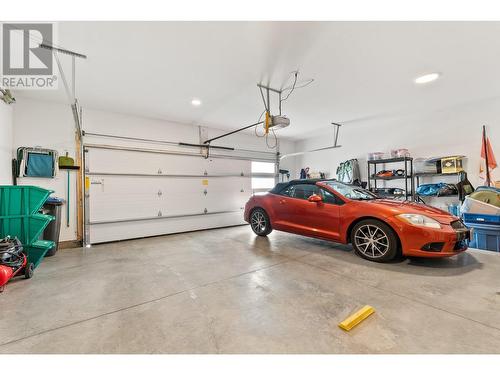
[
  {"xmin": 266, "ymin": 128, "xmax": 278, "ymax": 149},
  {"xmin": 254, "ymin": 110, "xmax": 267, "ymax": 138},
  {"xmin": 254, "ymin": 110, "xmax": 277, "ymax": 148},
  {"xmin": 280, "ymin": 71, "xmax": 298, "ymax": 103}
]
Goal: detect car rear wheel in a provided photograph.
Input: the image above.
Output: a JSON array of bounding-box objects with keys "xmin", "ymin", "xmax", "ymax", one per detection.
[
  {"xmin": 351, "ymin": 219, "xmax": 398, "ymax": 262},
  {"xmin": 250, "ymin": 208, "xmax": 272, "ymax": 236}
]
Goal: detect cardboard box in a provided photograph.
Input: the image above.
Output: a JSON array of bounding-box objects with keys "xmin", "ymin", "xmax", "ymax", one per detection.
[{"xmin": 441, "ymin": 156, "xmax": 464, "ymax": 173}]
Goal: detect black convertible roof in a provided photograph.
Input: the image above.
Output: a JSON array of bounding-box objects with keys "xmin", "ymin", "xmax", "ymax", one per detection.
[{"xmin": 269, "ymin": 179, "xmax": 337, "ymax": 194}]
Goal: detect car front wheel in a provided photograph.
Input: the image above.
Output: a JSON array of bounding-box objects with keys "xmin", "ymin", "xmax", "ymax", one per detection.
[
  {"xmin": 250, "ymin": 208, "xmax": 272, "ymax": 236},
  {"xmin": 351, "ymin": 219, "xmax": 398, "ymax": 262}
]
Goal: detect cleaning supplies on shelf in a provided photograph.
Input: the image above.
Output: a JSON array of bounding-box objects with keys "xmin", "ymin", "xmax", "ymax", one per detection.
[
  {"xmin": 300, "ymin": 167, "xmax": 309, "ymax": 179},
  {"xmin": 447, "ymin": 203, "xmax": 461, "ymax": 216},
  {"xmin": 58, "ymin": 152, "xmax": 75, "ymax": 167}
]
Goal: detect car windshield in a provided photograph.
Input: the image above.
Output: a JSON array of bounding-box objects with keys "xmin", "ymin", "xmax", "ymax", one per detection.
[{"xmin": 322, "ymin": 181, "xmax": 377, "ymax": 201}]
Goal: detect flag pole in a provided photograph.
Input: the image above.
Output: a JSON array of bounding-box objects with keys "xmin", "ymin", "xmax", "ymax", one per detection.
[{"xmin": 483, "ymin": 125, "xmax": 491, "ymax": 187}]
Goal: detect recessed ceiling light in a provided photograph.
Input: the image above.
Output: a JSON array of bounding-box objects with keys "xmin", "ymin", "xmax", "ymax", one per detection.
[
  {"xmin": 191, "ymin": 98, "xmax": 202, "ymax": 106},
  {"xmin": 414, "ymin": 73, "xmax": 440, "ymax": 84}
]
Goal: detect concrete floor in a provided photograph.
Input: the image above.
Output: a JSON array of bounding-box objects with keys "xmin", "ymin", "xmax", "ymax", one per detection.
[{"xmin": 0, "ymin": 225, "xmax": 499, "ymax": 354}]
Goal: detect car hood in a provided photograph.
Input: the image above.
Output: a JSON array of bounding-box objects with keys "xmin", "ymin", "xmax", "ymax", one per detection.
[{"xmin": 365, "ymin": 199, "xmax": 457, "ymax": 224}]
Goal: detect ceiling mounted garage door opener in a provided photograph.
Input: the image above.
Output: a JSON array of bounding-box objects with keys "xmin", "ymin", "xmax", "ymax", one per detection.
[{"xmin": 180, "ymin": 71, "xmax": 312, "ymax": 156}]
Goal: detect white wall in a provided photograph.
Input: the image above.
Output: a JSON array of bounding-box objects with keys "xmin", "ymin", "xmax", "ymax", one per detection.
[
  {"xmin": 296, "ymin": 97, "xmax": 500, "ymax": 209},
  {"xmin": 0, "ymin": 102, "xmax": 13, "ymax": 184},
  {"xmin": 13, "ymin": 97, "xmax": 295, "ymax": 242},
  {"xmin": 12, "ymin": 94, "xmax": 499, "ymax": 241}
]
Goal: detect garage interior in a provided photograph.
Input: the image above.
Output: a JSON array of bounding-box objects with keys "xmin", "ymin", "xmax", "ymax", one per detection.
[{"xmin": 1, "ymin": 21, "xmax": 500, "ymax": 354}]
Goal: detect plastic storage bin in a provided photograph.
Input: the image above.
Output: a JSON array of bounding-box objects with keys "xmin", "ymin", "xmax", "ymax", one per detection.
[
  {"xmin": 414, "ymin": 158, "xmax": 438, "ymax": 174},
  {"xmin": 0, "ymin": 185, "xmax": 55, "ymax": 269},
  {"xmin": 367, "ymin": 152, "xmax": 386, "ymax": 161},
  {"xmin": 0, "ymin": 185, "xmax": 52, "ymax": 216},
  {"xmin": 461, "ymin": 196, "xmax": 500, "ymax": 216},
  {"xmin": 391, "ymin": 149, "xmax": 410, "ymax": 158},
  {"xmin": 463, "ymin": 213, "xmax": 500, "ymax": 226},
  {"xmin": 467, "ymin": 223, "xmax": 500, "ymax": 252},
  {"xmin": 0, "ymin": 213, "xmax": 54, "ymax": 245}
]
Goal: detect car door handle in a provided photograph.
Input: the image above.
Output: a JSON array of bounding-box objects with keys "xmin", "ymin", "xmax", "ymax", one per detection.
[{"xmin": 279, "ymin": 200, "xmax": 286, "ymax": 204}]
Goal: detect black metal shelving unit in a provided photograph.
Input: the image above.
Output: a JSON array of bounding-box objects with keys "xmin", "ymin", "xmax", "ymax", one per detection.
[
  {"xmin": 414, "ymin": 171, "xmax": 466, "ymax": 203},
  {"xmin": 367, "ymin": 157, "xmax": 414, "ymax": 200}
]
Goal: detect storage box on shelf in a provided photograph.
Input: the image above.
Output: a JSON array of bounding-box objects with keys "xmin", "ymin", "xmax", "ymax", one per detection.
[{"xmin": 441, "ymin": 156, "xmax": 464, "ymax": 174}]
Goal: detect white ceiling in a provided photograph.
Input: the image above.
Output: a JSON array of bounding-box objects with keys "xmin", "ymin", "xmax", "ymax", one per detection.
[{"xmin": 15, "ymin": 21, "xmax": 500, "ymax": 140}]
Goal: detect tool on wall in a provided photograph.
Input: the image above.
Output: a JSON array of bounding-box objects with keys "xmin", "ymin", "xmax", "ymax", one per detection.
[
  {"xmin": 0, "ymin": 88, "xmax": 16, "ymax": 105},
  {"xmin": 40, "ymin": 42, "xmax": 87, "ymax": 241},
  {"xmin": 59, "ymin": 152, "xmax": 80, "ymax": 228},
  {"xmin": 40, "ymin": 43, "xmax": 87, "ymax": 137},
  {"xmin": 16, "ymin": 147, "xmax": 59, "ymax": 178}
]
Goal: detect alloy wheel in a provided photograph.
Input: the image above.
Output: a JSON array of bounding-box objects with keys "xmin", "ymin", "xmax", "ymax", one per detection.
[
  {"xmin": 251, "ymin": 211, "xmax": 267, "ymax": 234},
  {"xmin": 354, "ymin": 224, "xmax": 390, "ymax": 259}
]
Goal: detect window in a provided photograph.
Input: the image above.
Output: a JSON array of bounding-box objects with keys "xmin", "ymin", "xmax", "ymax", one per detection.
[
  {"xmin": 320, "ymin": 188, "xmax": 344, "ymax": 205},
  {"xmin": 251, "ymin": 161, "xmax": 275, "ymax": 174},
  {"xmin": 251, "ymin": 161, "xmax": 276, "ymax": 191},
  {"xmin": 281, "ymin": 184, "xmax": 320, "ymax": 200},
  {"xmin": 323, "ymin": 181, "xmax": 377, "ymax": 201}
]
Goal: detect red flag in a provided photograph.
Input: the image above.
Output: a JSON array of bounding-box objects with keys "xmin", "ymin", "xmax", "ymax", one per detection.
[{"xmin": 480, "ymin": 126, "xmax": 497, "ymax": 183}]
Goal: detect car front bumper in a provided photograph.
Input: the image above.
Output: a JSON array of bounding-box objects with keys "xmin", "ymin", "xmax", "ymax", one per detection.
[{"xmin": 387, "ymin": 217, "xmax": 471, "ymax": 258}]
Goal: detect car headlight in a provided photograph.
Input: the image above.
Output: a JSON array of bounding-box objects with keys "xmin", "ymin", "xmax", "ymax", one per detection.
[{"xmin": 396, "ymin": 214, "xmax": 441, "ymax": 229}]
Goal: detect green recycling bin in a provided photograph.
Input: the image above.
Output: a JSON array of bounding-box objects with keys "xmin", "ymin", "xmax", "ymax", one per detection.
[{"xmin": 0, "ymin": 185, "xmax": 55, "ymax": 269}]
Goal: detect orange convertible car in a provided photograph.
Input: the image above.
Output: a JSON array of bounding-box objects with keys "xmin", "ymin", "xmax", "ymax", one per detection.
[{"xmin": 244, "ymin": 179, "xmax": 471, "ymax": 262}]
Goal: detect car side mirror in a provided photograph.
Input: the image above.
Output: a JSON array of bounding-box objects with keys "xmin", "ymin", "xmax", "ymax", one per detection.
[{"xmin": 308, "ymin": 194, "xmax": 322, "ymax": 203}]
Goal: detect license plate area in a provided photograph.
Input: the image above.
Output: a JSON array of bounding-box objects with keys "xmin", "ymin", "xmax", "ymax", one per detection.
[{"xmin": 456, "ymin": 229, "xmax": 471, "ymax": 242}]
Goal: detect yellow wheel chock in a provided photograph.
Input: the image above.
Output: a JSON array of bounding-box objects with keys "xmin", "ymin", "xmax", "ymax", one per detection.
[{"xmin": 338, "ymin": 305, "xmax": 375, "ymax": 331}]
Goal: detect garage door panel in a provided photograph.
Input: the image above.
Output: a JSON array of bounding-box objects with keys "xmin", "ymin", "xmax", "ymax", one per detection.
[
  {"xmin": 85, "ymin": 145, "xmax": 270, "ymax": 244},
  {"xmin": 89, "ymin": 176, "xmax": 208, "ymax": 222},
  {"xmin": 89, "ymin": 177, "xmax": 163, "ymax": 221},
  {"xmin": 87, "ymin": 148, "xmax": 207, "ymax": 175},
  {"xmin": 205, "ymin": 158, "xmax": 251, "ymax": 175},
  {"xmin": 158, "ymin": 178, "xmax": 207, "ymax": 216},
  {"xmin": 205, "ymin": 177, "xmax": 250, "ymax": 212},
  {"xmin": 89, "ymin": 212, "xmax": 246, "ymax": 244}
]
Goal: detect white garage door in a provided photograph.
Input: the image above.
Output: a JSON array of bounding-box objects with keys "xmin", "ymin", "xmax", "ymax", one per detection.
[{"xmin": 84, "ymin": 145, "xmax": 274, "ymax": 244}]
